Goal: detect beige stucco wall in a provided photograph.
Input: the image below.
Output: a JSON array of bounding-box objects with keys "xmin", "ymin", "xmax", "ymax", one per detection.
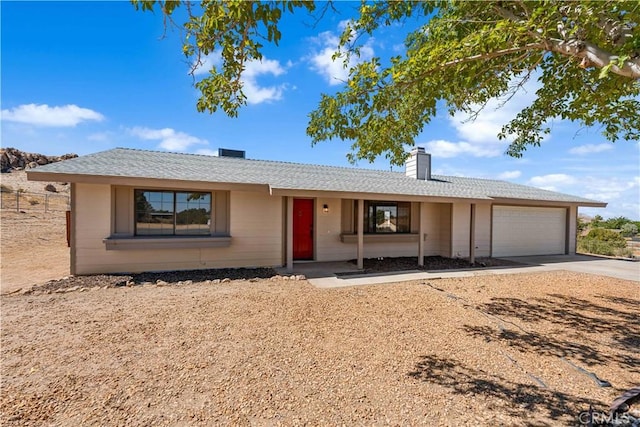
[
  {"xmin": 315, "ymin": 197, "xmax": 356, "ymax": 261},
  {"xmin": 450, "ymin": 202, "xmax": 471, "ymax": 258},
  {"xmin": 449, "ymin": 202, "xmax": 492, "ymax": 258},
  {"xmin": 568, "ymin": 205, "xmax": 577, "ymax": 255},
  {"xmin": 74, "ymin": 181, "xmax": 575, "ymax": 274},
  {"xmin": 74, "ymin": 183, "xmax": 283, "ymax": 274},
  {"xmin": 474, "ymin": 203, "xmax": 492, "ymax": 257}
]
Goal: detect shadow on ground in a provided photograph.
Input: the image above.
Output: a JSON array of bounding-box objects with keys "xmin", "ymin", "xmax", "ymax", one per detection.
[
  {"xmin": 471, "ymin": 293, "xmax": 639, "ymax": 372},
  {"xmin": 408, "ymin": 354, "xmax": 595, "ymax": 424}
]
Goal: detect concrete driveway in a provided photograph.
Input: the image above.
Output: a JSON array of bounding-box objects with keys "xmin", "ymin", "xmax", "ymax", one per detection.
[{"xmin": 501, "ymin": 254, "xmax": 640, "ymax": 282}]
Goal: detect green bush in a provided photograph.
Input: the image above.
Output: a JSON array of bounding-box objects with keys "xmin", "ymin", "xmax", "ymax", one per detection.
[
  {"xmin": 620, "ymin": 223, "xmax": 638, "ymax": 237},
  {"xmin": 578, "ymin": 238, "xmax": 617, "ymax": 256},
  {"xmin": 600, "ymin": 216, "xmax": 631, "ymax": 229},
  {"xmin": 585, "ymin": 228, "xmax": 627, "ymax": 248},
  {"xmin": 578, "ymin": 230, "xmax": 633, "ymax": 257}
]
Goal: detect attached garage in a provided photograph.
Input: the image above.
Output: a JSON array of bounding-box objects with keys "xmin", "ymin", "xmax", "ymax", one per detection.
[{"xmin": 492, "ymin": 206, "xmax": 567, "ymax": 257}]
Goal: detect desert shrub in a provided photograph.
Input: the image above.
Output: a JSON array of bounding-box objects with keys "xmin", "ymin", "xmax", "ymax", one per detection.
[
  {"xmin": 585, "ymin": 228, "xmax": 627, "ymax": 248},
  {"xmin": 29, "ymin": 199, "xmax": 40, "ymax": 206},
  {"xmin": 615, "ymin": 247, "xmax": 634, "ymax": 258},
  {"xmin": 620, "ymin": 223, "xmax": 638, "ymax": 237},
  {"xmin": 600, "ymin": 216, "xmax": 632, "ymax": 229},
  {"xmin": 578, "ymin": 238, "xmax": 618, "ymax": 256},
  {"xmin": 0, "ymin": 183, "xmax": 12, "ymax": 193}
]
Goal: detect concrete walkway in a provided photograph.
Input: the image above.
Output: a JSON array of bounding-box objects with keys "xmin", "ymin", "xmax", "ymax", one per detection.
[{"xmin": 278, "ymin": 255, "xmax": 639, "ymax": 289}]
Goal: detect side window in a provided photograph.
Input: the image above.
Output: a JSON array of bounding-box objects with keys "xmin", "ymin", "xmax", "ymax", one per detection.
[{"xmin": 135, "ymin": 190, "xmax": 211, "ymax": 236}]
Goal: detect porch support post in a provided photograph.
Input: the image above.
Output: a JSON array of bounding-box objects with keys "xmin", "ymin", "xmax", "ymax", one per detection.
[
  {"xmin": 286, "ymin": 196, "xmax": 294, "ymax": 271},
  {"xmin": 357, "ymin": 198, "xmax": 364, "ymax": 270},
  {"xmin": 418, "ymin": 202, "xmax": 425, "ymax": 267},
  {"xmin": 469, "ymin": 203, "xmax": 476, "ymax": 265}
]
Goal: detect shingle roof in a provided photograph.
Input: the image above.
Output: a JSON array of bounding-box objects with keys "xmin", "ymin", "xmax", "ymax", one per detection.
[{"xmin": 27, "ymin": 148, "xmax": 605, "ymax": 206}]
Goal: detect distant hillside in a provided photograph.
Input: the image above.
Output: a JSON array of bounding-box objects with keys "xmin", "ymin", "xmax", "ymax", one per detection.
[{"xmin": 1, "ymin": 147, "xmax": 77, "ymax": 173}]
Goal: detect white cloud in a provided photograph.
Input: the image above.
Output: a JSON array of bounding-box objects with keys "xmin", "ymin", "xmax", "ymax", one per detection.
[
  {"xmin": 451, "ymin": 78, "xmax": 541, "ymax": 145},
  {"xmin": 128, "ymin": 127, "xmax": 208, "ymax": 151},
  {"xmin": 526, "ymin": 173, "xmax": 638, "ymax": 200},
  {"xmin": 192, "ymin": 55, "xmax": 221, "ymax": 76},
  {"xmin": 242, "ymin": 58, "xmax": 287, "ymax": 104},
  {"xmin": 424, "ymin": 77, "xmax": 546, "ymax": 159},
  {"xmin": 1, "ymin": 103, "xmax": 104, "ymax": 127},
  {"xmin": 582, "ymin": 177, "xmax": 639, "ymax": 201},
  {"xmin": 568, "ymin": 143, "xmax": 614, "ymax": 155},
  {"xmin": 528, "ymin": 173, "xmax": 577, "ymax": 191},
  {"xmin": 308, "ymin": 30, "xmax": 375, "ymax": 85},
  {"xmin": 87, "ymin": 132, "xmax": 111, "ymax": 142},
  {"xmin": 193, "ymin": 53, "xmax": 287, "ymax": 104},
  {"xmin": 424, "ymin": 139, "xmax": 503, "ymax": 158},
  {"xmin": 497, "ymin": 170, "xmax": 522, "ymax": 180}
]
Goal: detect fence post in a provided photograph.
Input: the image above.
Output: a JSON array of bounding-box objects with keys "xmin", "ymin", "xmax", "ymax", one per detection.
[
  {"xmin": 45, "ymin": 193, "xmax": 49, "ymax": 213},
  {"xmin": 16, "ymin": 191, "xmax": 19, "ymax": 212}
]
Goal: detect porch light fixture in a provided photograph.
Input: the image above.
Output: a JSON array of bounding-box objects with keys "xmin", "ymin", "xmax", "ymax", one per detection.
[{"xmin": 323, "ymin": 204, "xmax": 329, "ymax": 213}]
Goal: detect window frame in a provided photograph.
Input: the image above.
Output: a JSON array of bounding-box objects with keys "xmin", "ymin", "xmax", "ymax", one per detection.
[
  {"xmin": 134, "ymin": 189, "xmax": 213, "ymax": 237},
  {"xmin": 361, "ymin": 200, "xmax": 412, "ymax": 234}
]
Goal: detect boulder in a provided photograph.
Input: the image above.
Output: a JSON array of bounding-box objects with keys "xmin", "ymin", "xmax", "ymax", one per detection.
[{"xmin": 0, "ymin": 147, "xmax": 78, "ymax": 173}]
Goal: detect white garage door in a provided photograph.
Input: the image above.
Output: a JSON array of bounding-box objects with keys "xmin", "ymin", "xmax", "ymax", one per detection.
[{"xmin": 492, "ymin": 206, "xmax": 567, "ymax": 257}]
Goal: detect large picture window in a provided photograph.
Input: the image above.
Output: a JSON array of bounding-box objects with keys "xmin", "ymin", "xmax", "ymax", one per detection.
[
  {"xmin": 364, "ymin": 201, "xmax": 411, "ymax": 233},
  {"xmin": 135, "ymin": 190, "xmax": 211, "ymax": 236}
]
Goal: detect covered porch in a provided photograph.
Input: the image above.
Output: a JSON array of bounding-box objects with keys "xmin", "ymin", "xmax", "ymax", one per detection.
[{"xmin": 280, "ymin": 195, "xmax": 488, "ymax": 272}]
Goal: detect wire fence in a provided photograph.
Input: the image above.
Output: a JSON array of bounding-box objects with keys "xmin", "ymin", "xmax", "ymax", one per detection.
[{"xmin": 0, "ymin": 189, "xmax": 70, "ymax": 213}]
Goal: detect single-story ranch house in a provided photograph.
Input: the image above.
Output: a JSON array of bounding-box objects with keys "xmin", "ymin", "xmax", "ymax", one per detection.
[{"xmin": 28, "ymin": 147, "xmax": 606, "ymax": 275}]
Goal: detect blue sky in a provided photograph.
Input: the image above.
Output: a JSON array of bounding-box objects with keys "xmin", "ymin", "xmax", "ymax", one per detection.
[{"xmin": 2, "ymin": 2, "xmax": 639, "ymax": 219}]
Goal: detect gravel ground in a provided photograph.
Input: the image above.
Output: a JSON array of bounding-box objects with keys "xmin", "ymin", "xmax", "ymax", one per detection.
[
  {"xmin": 2, "ymin": 271, "xmax": 638, "ymax": 426},
  {"xmin": 343, "ymin": 256, "xmax": 522, "ymax": 275},
  {"xmin": 7, "ymin": 257, "xmax": 518, "ymax": 294}
]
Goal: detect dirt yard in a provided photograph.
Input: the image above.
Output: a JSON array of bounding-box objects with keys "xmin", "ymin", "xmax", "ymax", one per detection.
[
  {"xmin": 1, "ymin": 171, "xmax": 70, "ymax": 293},
  {"xmin": 2, "ymin": 272, "xmax": 639, "ymax": 426},
  {"xmin": 1, "ymin": 170, "xmax": 639, "ymax": 426}
]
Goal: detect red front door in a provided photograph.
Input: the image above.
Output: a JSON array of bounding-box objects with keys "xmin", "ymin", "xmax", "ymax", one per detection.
[{"xmin": 293, "ymin": 199, "xmax": 314, "ymax": 260}]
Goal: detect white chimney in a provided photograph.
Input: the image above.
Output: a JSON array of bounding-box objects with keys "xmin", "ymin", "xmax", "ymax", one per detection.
[{"xmin": 405, "ymin": 147, "xmax": 431, "ymax": 180}]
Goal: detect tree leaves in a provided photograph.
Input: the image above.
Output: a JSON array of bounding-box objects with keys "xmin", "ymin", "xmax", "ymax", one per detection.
[{"xmin": 134, "ymin": 0, "xmax": 640, "ymax": 164}]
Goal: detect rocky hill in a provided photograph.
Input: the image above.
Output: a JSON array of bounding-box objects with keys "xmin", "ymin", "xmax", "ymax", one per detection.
[{"xmin": 1, "ymin": 147, "xmax": 77, "ymax": 173}]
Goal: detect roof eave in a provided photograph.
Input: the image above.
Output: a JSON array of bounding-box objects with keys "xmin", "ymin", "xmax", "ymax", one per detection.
[
  {"xmin": 489, "ymin": 197, "xmax": 607, "ymax": 208},
  {"xmin": 269, "ymin": 187, "xmax": 492, "ymax": 202},
  {"xmin": 26, "ymin": 170, "xmax": 271, "ymax": 193}
]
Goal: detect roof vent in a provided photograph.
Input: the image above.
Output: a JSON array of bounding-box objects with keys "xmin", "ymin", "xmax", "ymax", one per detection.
[
  {"xmin": 218, "ymin": 148, "xmax": 246, "ymax": 159},
  {"xmin": 405, "ymin": 147, "xmax": 431, "ymax": 180}
]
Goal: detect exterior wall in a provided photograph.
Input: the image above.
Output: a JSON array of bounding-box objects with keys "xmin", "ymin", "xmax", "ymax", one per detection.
[
  {"xmin": 474, "ymin": 203, "xmax": 492, "ymax": 257},
  {"xmin": 421, "ymin": 202, "xmax": 449, "ymax": 257},
  {"xmin": 74, "ymin": 183, "xmax": 283, "ymax": 274},
  {"xmin": 450, "ymin": 202, "xmax": 471, "ymax": 258},
  {"xmin": 74, "ymin": 180, "xmax": 565, "ymax": 274},
  {"xmin": 75, "ymin": 183, "xmax": 112, "ymax": 274},
  {"xmin": 316, "ymin": 197, "xmax": 356, "ymax": 261},
  {"xmin": 449, "ymin": 202, "xmax": 492, "ymax": 259},
  {"xmin": 568, "ymin": 205, "xmax": 577, "ymax": 255},
  {"xmin": 439, "ymin": 204, "xmax": 452, "ymax": 257}
]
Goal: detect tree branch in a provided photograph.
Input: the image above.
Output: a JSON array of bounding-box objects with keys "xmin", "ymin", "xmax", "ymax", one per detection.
[
  {"xmin": 493, "ymin": 4, "xmax": 640, "ymax": 79},
  {"xmin": 544, "ymin": 38, "xmax": 640, "ymax": 79},
  {"xmin": 440, "ymin": 43, "xmax": 546, "ymax": 68}
]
